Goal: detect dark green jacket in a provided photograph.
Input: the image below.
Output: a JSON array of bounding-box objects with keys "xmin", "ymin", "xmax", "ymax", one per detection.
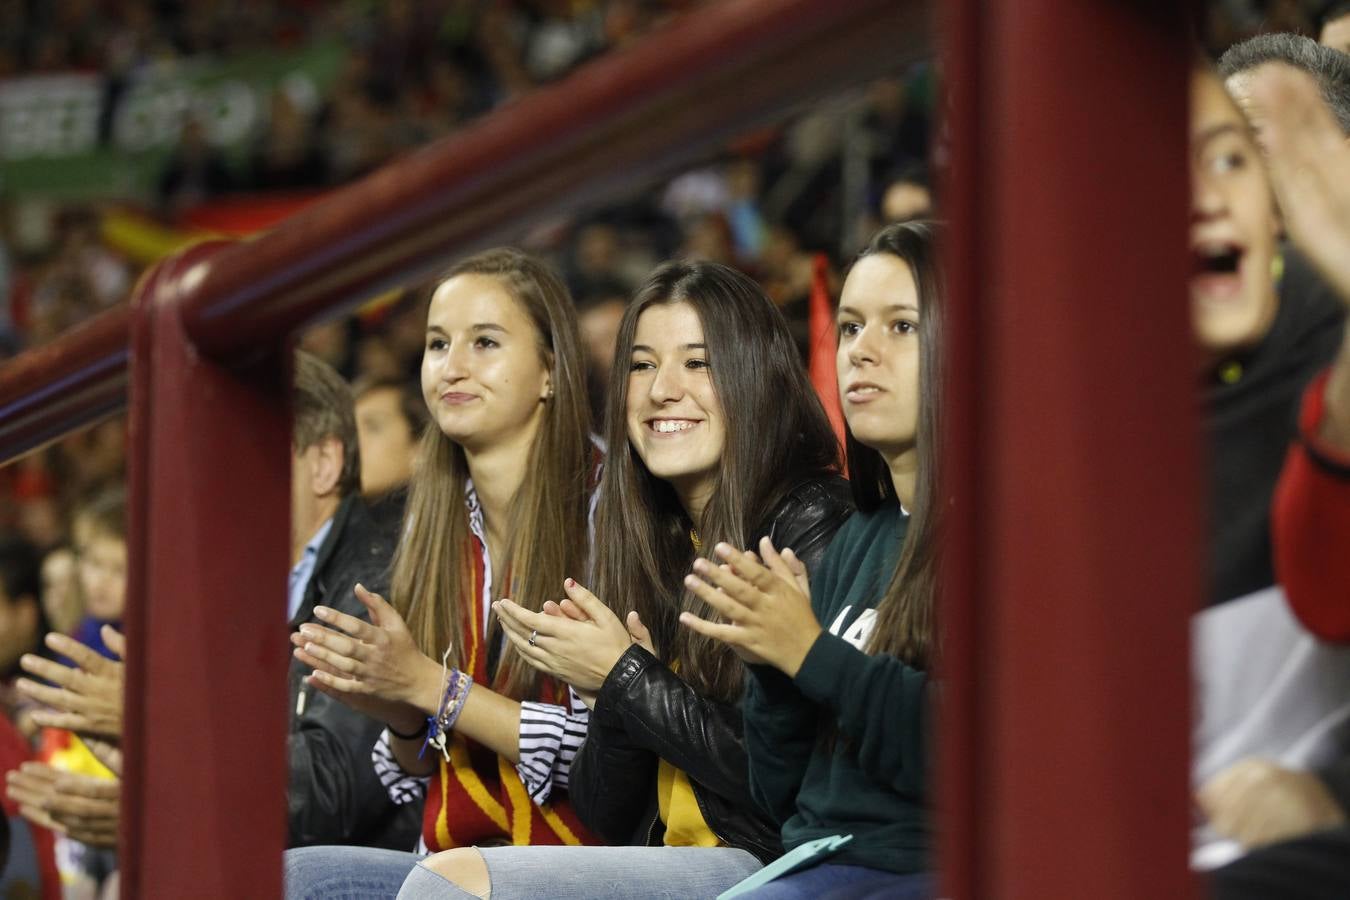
[{"xmin": 742, "ymin": 501, "xmax": 929, "ymax": 875}]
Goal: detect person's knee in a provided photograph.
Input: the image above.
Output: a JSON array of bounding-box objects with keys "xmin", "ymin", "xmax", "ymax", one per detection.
[{"xmin": 423, "ymin": 847, "xmax": 491, "ymax": 898}]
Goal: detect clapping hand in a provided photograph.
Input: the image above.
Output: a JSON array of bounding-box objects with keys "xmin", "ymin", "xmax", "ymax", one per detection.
[
  {"xmin": 5, "ymin": 762, "xmax": 120, "ymax": 848},
  {"xmin": 494, "ymin": 579, "xmax": 655, "ymax": 696},
  {"xmin": 679, "ymin": 537, "xmax": 821, "ymax": 676},
  {"xmin": 15, "ymin": 626, "xmax": 125, "ymax": 739},
  {"xmin": 291, "ymin": 584, "xmax": 440, "ymax": 735}
]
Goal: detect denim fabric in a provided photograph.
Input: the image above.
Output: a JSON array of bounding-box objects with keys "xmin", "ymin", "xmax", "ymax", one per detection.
[
  {"xmin": 285, "ymin": 845, "xmax": 422, "ymax": 900},
  {"xmin": 742, "ymin": 863, "xmax": 933, "ymax": 899},
  {"xmin": 395, "ymin": 845, "xmax": 762, "ymax": 899}
]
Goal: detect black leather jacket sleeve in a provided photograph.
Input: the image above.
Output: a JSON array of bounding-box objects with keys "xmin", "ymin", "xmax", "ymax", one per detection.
[
  {"xmin": 570, "ymin": 645, "xmax": 782, "ymax": 861},
  {"xmin": 287, "ymin": 690, "xmax": 400, "ymax": 846},
  {"xmin": 286, "ymin": 560, "xmax": 418, "ymax": 849},
  {"xmin": 286, "ymin": 492, "xmax": 419, "ymax": 850},
  {"xmin": 602, "ymin": 646, "xmax": 757, "ymax": 805},
  {"xmin": 569, "ymin": 475, "xmax": 853, "ymax": 861},
  {"xmin": 765, "ymin": 478, "xmax": 855, "ymax": 575},
  {"xmin": 568, "ymin": 662, "xmax": 661, "ymax": 844}
]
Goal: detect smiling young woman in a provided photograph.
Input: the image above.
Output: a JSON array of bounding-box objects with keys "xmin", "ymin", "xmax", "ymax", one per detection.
[
  {"xmin": 284, "ymin": 249, "xmax": 603, "ymax": 899},
  {"xmin": 394, "ymin": 260, "xmax": 855, "ymax": 899},
  {"xmin": 676, "ymin": 221, "xmax": 944, "ymax": 899},
  {"xmin": 599, "ymin": 262, "xmax": 858, "ymax": 702}
]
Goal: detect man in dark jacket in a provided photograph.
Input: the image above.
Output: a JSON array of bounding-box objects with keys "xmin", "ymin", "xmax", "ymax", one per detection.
[{"xmin": 286, "ymin": 351, "xmax": 419, "ymax": 850}]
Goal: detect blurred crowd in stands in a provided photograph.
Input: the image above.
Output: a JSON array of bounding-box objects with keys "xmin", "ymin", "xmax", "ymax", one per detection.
[
  {"xmin": 1, "ymin": 0, "xmax": 1350, "ymax": 897},
  {"xmin": 0, "ymin": 0, "xmax": 938, "ymax": 562}
]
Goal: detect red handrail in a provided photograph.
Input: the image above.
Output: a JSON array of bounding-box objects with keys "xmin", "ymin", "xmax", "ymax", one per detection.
[
  {"xmin": 0, "ymin": 2, "xmax": 1204, "ymax": 898},
  {"xmin": 0, "ymin": 305, "xmax": 129, "ymax": 462},
  {"xmin": 0, "ymin": 0, "xmax": 927, "ymax": 465}
]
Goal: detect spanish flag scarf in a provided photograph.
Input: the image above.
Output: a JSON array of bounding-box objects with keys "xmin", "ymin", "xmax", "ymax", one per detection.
[{"xmin": 420, "ymin": 533, "xmax": 597, "ymax": 851}]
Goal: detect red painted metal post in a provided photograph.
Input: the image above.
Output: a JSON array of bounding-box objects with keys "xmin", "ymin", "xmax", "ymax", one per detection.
[
  {"xmin": 939, "ymin": 2, "xmax": 1199, "ymax": 898},
  {"xmin": 120, "ymin": 242, "xmax": 292, "ymax": 899}
]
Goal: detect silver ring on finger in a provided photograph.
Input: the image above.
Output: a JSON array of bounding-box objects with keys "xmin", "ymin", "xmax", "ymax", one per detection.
[{"xmin": 528, "ymin": 629, "xmax": 539, "ymax": 647}]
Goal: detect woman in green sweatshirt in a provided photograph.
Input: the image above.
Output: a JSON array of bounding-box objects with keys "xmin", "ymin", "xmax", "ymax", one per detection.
[{"xmin": 682, "ymin": 221, "xmax": 939, "ymax": 898}]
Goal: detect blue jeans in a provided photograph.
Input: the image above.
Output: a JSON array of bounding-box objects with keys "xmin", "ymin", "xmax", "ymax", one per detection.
[
  {"xmin": 740, "ymin": 863, "xmax": 934, "ymax": 899},
  {"xmin": 396, "ymin": 845, "xmax": 762, "ymax": 899},
  {"xmin": 286, "ymin": 846, "xmax": 422, "ymax": 900}
]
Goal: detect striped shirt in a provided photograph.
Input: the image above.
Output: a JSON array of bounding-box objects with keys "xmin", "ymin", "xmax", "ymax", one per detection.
[{"xmin": 372, "ymin": 479, "xmax": 591, "ymax": 815}]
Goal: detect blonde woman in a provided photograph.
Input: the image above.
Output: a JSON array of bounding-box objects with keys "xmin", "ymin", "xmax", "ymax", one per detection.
[{"xmin": 286, "ymin": 249, "xmax": 601, "ymax": 897}]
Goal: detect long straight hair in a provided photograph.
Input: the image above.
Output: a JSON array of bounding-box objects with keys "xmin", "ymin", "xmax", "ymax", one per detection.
[
  {"xmin": 592, "ymin": 261, "xmax": 841, "ymax": 702},
  {"xmin": 389, "ymin": 249, "xmax": 592, "ymax": 700},
  {"xmin": 846, "ymin": 221, "xmax": 944, "ymax": 669}
]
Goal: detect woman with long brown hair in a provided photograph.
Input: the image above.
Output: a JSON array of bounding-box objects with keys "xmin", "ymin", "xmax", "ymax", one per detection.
[
  {"xmin": 285, "ymin": 248, "xmax": 602, "ymax": 897},
  {"xmin": 679, "ymin": 220, "xmax": 941, "ymax": 898},
  {"xmin": 395, "ymin": 259, "xmax": 854, "ymax": 898}
]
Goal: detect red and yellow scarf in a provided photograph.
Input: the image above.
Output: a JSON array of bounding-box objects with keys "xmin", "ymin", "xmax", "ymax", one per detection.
[{"xmin": 420, "ymin": 535, "xmax": 597, "ymax": 851}]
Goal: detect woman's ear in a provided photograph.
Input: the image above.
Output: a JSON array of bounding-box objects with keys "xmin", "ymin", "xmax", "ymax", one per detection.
[{"xmin": 540, "ymin": 352, "xmax": 555, "ymax": 402}]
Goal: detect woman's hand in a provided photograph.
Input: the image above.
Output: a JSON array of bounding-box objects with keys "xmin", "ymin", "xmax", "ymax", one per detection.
[
  {"xmin": 494, "ymin": 579, "xmax": 641, "ymax": 694},
  {"xmin": 291, "ymin": 584, "xmax": 441, "ymax": 734},
  {"xmin": 625, "ymin": 610, "xmax": 657, "ymax": 658},
  {"xmin": 543, "ymin": 597, "xmax": 658, "ymax": 657},
  {"xmin": 6, "ymin": 762, "xmax": 120, "ymax": 848},
  {"xmin": 679, "ymin": 538, "xmax": 822, "ymax": 676},
  {"xmin": 15, "ymin": 627, "xmax": 125, "ymax": 739},
  {"xmin": 535, "ymin": 598, "xmax": 656, "ymax": 708}
]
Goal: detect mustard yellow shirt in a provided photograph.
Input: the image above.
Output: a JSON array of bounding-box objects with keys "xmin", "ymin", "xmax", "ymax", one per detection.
[
  {"xmin": 657, "ymin": 759, "xmax": 721, "ymax": 847},
  {"xmin": 656, "ymin": 532, "xmax": 722, "ymax": 847}
]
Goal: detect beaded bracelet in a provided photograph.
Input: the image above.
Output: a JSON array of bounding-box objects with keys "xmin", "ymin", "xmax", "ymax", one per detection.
[
  {"xmin": 439, "ymin": 668, "xmax": 474, "ymax": 734},
  {"xmin": 420, "ymin": 649, "xmax": 474, "ymax": 761}
]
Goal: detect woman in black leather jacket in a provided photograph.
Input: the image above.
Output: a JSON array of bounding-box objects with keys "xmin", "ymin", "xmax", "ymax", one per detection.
[{"xmin": 394, "ymin": 261, "xmax": 853, "ymax": 899}]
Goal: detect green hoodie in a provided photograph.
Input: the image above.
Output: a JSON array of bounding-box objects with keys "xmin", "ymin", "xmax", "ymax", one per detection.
[{"xmin": 742, "ymin": 500, "xmax": 929, "ymax": 875}]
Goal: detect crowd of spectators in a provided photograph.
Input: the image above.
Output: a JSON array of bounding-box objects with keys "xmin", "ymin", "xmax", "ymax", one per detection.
[
  {"xmin": 1, "ymin": 1, "xmax": 1349, "ymax": 898},
  {"xmin": 0, "ymin": 8, "xmax": 936, "ymax": 894},
  {"xmin": 0, "ymin": 2, "xmax": 940, "ymax": 584}
]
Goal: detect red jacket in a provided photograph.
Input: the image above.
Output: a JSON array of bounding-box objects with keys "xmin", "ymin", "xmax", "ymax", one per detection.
[{"xmin": 1272, "ymin": 369, "xmax": 1350, "ymax": 642}]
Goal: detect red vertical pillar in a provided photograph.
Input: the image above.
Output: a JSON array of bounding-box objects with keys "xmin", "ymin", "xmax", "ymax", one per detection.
[
  {"xmin": 120, "ymin": 242, "xmax": 291, "ymax": 898},
  {"xmin": 939, "ymin": 3, "xmax": 1200, "ymax": 899}
]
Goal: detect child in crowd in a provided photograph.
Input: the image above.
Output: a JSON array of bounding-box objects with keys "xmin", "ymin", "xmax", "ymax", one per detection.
[
  {"xmin": 397, "ymin": 259, "xmax": 853, "ymax": 897},
  {"xmin": 67, "ymin": 489, "xmax": 126, "ymax": 662},
  {"xmin": 39, "ymin": 547, "xmax": 82, "ymax": 637},
  {"xmin": 6, "ymin": 488, "xmax": 126, "ymax": 900},
  {"xmin": 285, "ymin": 249, "xmax": 603, "ymax": 896}
]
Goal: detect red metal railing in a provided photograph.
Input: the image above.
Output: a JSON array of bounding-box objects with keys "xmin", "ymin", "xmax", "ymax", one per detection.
[
  {"xmin": 1, "ymin": 1, "xmax": 933, "ymax": 897},
  {"xmin": 0, "ymin": 1, "xmax": 1201, "ymax": 898},
  {"xmin": 0, "ymin": 0, "xmax": 930, "ymax": 460}
]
